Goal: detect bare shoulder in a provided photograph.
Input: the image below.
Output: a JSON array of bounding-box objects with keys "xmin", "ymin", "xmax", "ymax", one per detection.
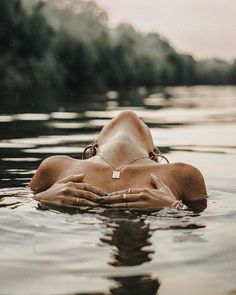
[
  {"xmin": 169, "ymin": 162, "xmax": 207, "ymax": 201},
  {"xmin": 29, "ymin": 155, "xmax": 75, "ymax": 192},
  {"xmin": 40, "ymin": 155, "xmax": 74, "ymax": 168}
]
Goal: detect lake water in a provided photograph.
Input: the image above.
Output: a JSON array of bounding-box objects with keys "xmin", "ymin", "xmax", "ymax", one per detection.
[{"xmin": 0, "ymin": 86, "xmax": 235, "ymax": 295}]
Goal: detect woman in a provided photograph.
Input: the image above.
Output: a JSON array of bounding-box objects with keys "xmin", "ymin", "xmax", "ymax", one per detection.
[{"xmin": 29, "ymin": 111, "xmax": 207, "ymax": 211}]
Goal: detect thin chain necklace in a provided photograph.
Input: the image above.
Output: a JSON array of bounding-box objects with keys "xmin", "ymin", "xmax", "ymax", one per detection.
[{"xmin": 97, "ymin": 154, "xmax": 149, "ymax": 179}]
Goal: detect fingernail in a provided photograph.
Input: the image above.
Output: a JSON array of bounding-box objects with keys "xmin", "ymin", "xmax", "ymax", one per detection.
[
  {"xmin": 104, "ymin": 192, "xmax": 109, "ymax": 196},
  {"xmin": 151, "ymin": 173, "xmax": 156, "ymax": 178}
]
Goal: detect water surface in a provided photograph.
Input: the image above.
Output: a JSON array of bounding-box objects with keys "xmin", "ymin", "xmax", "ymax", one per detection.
[{"xmin": 0, "ymin": 86, "xmax": 236, "ymax": 295}]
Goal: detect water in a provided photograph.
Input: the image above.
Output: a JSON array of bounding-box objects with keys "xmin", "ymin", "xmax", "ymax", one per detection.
[{"xmin": 0, "ymin": 86, "xmax": 236, "ymax": 295}]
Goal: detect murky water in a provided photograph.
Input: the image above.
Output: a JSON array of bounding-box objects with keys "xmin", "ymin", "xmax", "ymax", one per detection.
[{"xmin": 0, "ymin": 86, "xmax": 236, "ymax": 295}]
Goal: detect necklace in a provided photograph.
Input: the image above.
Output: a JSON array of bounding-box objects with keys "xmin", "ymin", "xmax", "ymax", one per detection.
[{"xmin": 97, "ymin": 154, "xmax": 149, "ymax": 179}]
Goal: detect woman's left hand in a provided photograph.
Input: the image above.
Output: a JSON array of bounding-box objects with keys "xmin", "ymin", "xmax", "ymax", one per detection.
[{"xmin": 98, "ymin": 174, "xmax": 177, "ymax": 210}]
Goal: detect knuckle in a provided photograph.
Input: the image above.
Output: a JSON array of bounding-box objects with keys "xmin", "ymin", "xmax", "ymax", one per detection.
[
  {"xmin": 60, "ymin": 198, "xmax": 67, "ymax": 205},
  {"xmin": 86, "ymin": 192, "xmax": 93, "ymax": 199},
  {"xmin": 86, "ymin": 184, "xmax": 91, "ymax": 190},
  {"xmin": 142, "ymin": 193, "xmax": 148, "ymax": 200},
  {"xmin": 62, "ymin": 187, "xmax": 70, "ymax": 195},
  {"xmin": 70, "ymin": 175, "xmax": 76, "ymax": 181},
  {"xmin": 80, "ymin": 199, "xmax": 86, "ymax": 206},
  {"xmin": 91, "ymin": 192, "xmax": 97, "ymax": 199},
  {"xmin": 77, "ymin": 190, "xmax": 83, "ymax": 197},
  {"xmin": 58, "ymin": 196, "xmax": 67, "ymax": 204}
]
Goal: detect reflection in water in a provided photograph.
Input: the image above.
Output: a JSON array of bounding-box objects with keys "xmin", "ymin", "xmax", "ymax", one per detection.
[
  {"xmin": 100, "ymin": 211, "xmax": 160, "ymax": 295},
  {"xmin": 35, "ymin": 207, "xmax": 161, "ymax": 294},
  {"xmin": 185, "ymin": 198, "xmax": 207, "ymax": 213},
  {"xmin": 70, "ymin": 210, "xmax": 160, "ymax": 295},
  {"xmin": 109, "ymin": 274, "xmax": 160, "ymax": 295},
  {"xmin": 72, "ymin": 275, "xmax": 160, "ymax": 295},
  {"xmin": 100, "ymin": 211, "xmax": 154, "ymax": 267},
  {"xmin": 1, "ymin": 87, "xmax": 236, "ymax": 294}
]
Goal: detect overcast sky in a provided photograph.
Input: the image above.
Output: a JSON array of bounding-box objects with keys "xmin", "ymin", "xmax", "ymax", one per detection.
[{"xmin": 96, "ymin": 0, "xmax": 236, "ymax": 61}]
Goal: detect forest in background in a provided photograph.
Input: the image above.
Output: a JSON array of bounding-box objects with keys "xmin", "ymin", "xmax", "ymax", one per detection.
[{"xmin": 1, "ymin": 0, "xmax": 236, "ymax": 111}]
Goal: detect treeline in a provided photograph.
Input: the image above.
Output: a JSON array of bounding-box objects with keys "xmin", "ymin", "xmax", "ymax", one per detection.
[{"xmin": 1, "ymin": 0, "xmax": 236, "ymax": 106}]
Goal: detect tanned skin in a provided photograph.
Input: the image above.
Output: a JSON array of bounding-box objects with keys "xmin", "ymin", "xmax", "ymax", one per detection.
[{"xmin": 29, "ymin": 111, "xmax": 207, "ymax": 211}]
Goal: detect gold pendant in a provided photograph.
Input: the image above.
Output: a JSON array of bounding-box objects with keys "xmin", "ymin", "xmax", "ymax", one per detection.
[{"xmin": 112, "ymin": 170, "xmax": 121, "ymax": 179}]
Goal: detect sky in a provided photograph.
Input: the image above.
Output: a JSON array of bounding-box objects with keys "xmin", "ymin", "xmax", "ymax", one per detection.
[{"xmin": 96, "ymin": 0, "xmax": 236, "ymax": 61}]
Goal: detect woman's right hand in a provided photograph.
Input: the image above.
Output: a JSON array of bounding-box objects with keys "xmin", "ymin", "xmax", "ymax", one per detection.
[{"xmin": 33, "ymin": 174, "xmax": 106, "ymax": 208}]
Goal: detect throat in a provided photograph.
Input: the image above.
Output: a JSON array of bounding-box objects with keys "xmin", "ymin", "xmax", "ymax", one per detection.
[
  {"xmin": 97, "ymin": 140, "xmax": 148, "ymax": 170},
  {"xmin": 100, "ymin": 134, "xmax": 146, "ymax": 156},
  {"xmin": 96, "ymin": 148, "xmax": 150, "ymax": 180}
]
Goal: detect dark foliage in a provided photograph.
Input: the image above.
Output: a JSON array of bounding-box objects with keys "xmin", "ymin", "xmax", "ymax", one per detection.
[{"xmin": 0, "ymin": 0, "xmax": 235, "ymax": 111}]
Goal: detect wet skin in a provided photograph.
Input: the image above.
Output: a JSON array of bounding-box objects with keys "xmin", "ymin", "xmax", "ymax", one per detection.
[{"xmin": 29, "ymin": 111, "xmax": 207, "ymax": 211}]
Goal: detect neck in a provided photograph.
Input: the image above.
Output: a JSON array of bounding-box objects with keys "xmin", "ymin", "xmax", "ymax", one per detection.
[{"xmin": 97, "ymin": 137, "xmax": 149, "ymax": 167}]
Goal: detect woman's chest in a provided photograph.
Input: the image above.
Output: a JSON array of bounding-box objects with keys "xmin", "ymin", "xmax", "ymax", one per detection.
[{"xmin": 58, "ymin": 162, "xmax": 177, "ymax": 195}]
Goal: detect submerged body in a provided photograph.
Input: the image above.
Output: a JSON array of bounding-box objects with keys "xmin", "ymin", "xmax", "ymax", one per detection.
[{"xmin": 29, "ymin": 111, "xmax": 207, "ymax": 210}]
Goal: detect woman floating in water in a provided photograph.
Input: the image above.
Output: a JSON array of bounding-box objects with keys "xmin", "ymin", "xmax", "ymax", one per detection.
[{"xmin": 29, "ymin": 111, "xmax": 207, "ymax": 211}]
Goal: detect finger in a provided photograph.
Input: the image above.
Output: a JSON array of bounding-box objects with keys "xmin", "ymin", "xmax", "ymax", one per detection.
[
  {"xmin": 40, "ymin": 196, "xmax": 97, "ymax": 207},
  {"xmin": 73, "ymin": 183, "xmax": 105, "ymax": 196},
  {"xmin": 71, "ymin": 189, "xmax": 101, "ymax": 202},
  {"xmin": 108, "ymin": 188, "xmax": 143, "ymax": 196},
  {"xmin": 73, "ymin": 197, "xmax": 97, "ymax": 207},
  {"xmin": 98, "ymin": 193, "xmax": 143, "ymax": 204},
  {"xmin": 151, "ymin": 174, "xmax": 175, "ymax": 197},
  {"xmin": 150, "ymin": 174, "xmax": 166, "ymax": 189},
  {"xmin": 58, "ymin": 174, "xmax": 85, "ymax": 184},
  {"xmin": 33, "ymin": 189, "xmax": 97, "ymax": 206}
]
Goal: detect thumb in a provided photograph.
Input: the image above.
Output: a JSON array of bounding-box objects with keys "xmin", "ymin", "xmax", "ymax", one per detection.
[{"xmin": 151, "ymin": 173, "xmax": 164, "ymax": 189}]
